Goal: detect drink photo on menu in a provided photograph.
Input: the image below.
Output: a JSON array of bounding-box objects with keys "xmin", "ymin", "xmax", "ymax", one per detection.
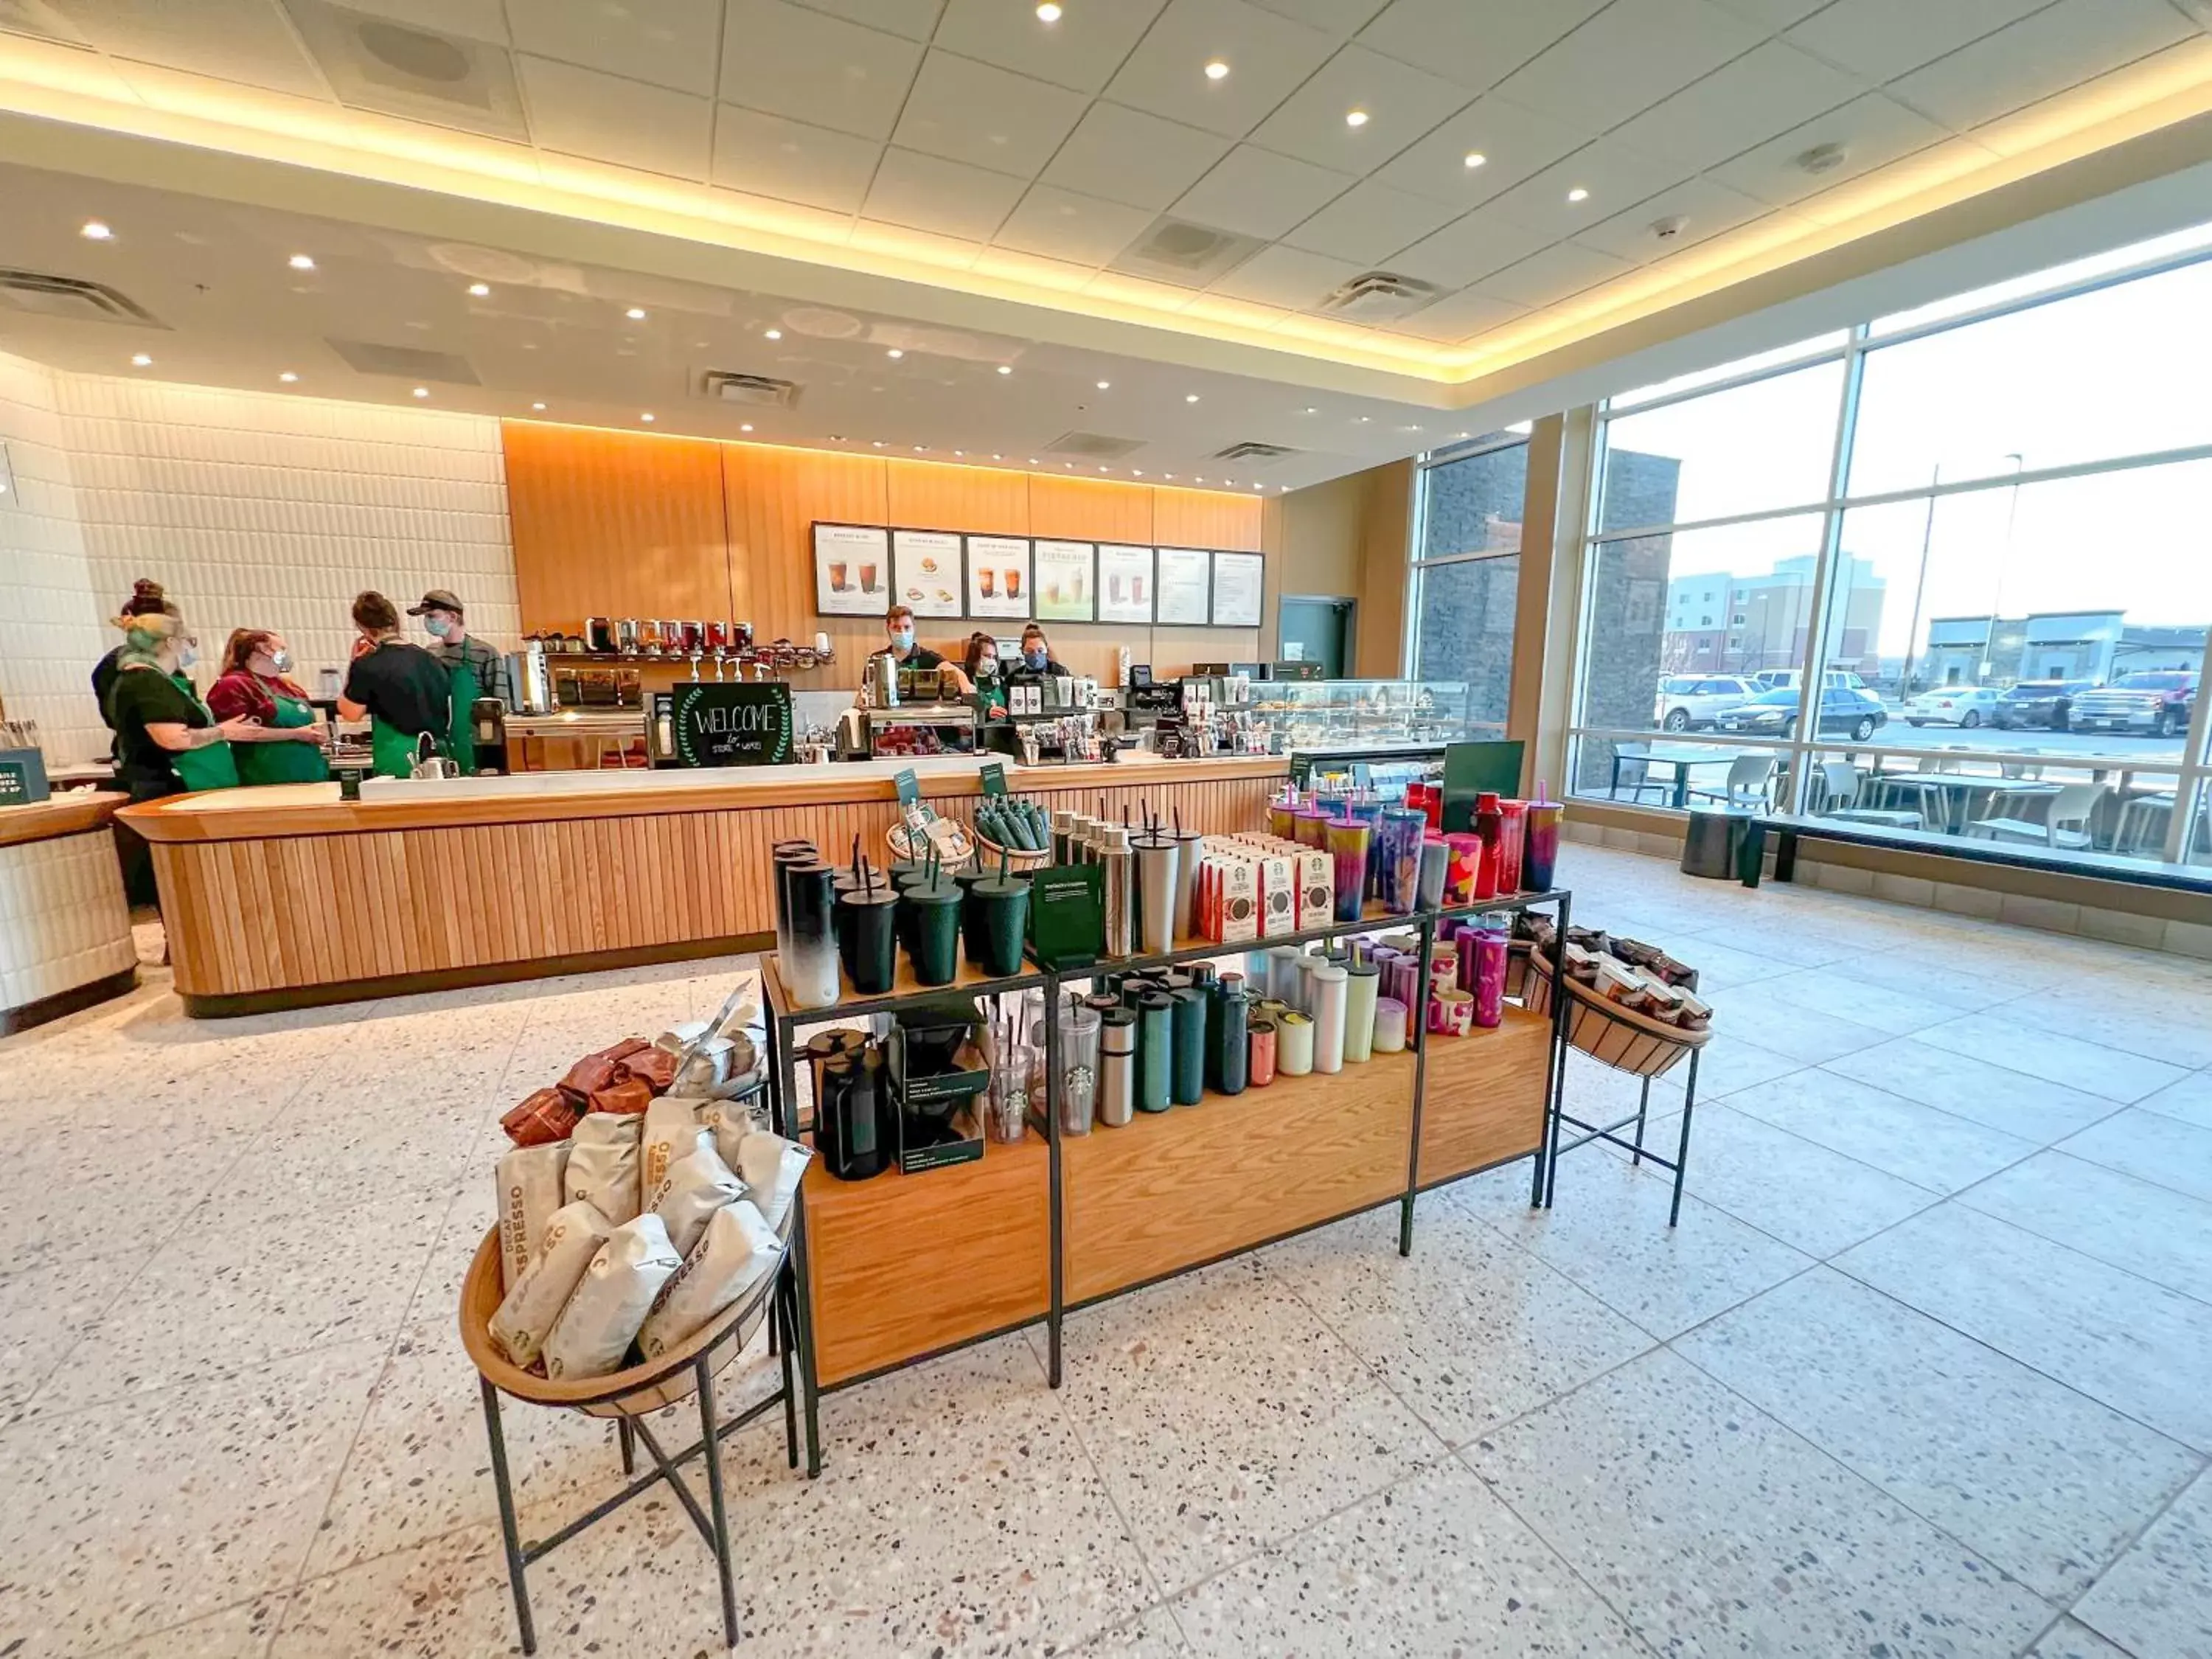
[
  {"xmin": 814, "ymin": 524, "xmax": 892, "ymax": 616},
  {"xmin": 967, "ymin": 534, "xmax": 1031, "ymax": 619}
]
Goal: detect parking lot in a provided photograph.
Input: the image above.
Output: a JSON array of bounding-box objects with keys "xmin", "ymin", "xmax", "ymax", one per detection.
[{"xmin": 1849, "ymin": 718, "xmax": 2185, "ymax": 765}]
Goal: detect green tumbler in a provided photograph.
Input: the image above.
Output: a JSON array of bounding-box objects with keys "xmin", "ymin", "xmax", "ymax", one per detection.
[
  {"xmin": 1169, "ymin": 984, "xmax": 1206, "ymax": 1106},
  {"xmin": 838, "ymin": 883, "xmax": 900, "ymax": 995},
  {"xmin": 1135, "ymin": 990, "xmax": 1173, "ymax": 1113},
  {"xmin": 967, "ymin": 873, "xmax": 1031, "ymax": 978},
  {"xmin": 902, "ymin": 877, "xmax": 963, "ymax": 987}
]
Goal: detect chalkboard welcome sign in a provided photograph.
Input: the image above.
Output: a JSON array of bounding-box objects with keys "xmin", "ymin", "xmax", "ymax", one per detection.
[{"xmin": 669, "ymin": 683, "xmax": 794, "ymax": 767}]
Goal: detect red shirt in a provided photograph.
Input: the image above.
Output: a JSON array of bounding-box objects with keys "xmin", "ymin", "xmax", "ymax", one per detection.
[{"xmin": 206, "ymin": 669, "xmax": 308, "ymax": 724}]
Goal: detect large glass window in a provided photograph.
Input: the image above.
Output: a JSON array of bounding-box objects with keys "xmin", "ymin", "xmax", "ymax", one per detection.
[
  {"xmin": 1412, "ymin": 439, "xmax": 1526, "ymax": 728},
  {"xmin": 1569, "ymin": 226, "xmax": 2212, "ymax": 876}
]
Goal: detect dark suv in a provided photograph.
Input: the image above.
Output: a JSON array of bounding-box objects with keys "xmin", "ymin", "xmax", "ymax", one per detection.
[{"xmin": 1992, "ymin": 679, "xmax": 2094, "ymax": 731}]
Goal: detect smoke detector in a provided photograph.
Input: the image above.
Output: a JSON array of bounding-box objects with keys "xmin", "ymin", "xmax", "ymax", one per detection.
[
  {"xmin": 1314, "ymin": 271, "xmax": 1442, "ymax": 323},
  {"xmin": 1796, "ymin": 142, "xmax": 1848, "ymax": 176},
  {"xmin": 1649, "ymin": 215, "xmax": 1690, "ymax": 243}
]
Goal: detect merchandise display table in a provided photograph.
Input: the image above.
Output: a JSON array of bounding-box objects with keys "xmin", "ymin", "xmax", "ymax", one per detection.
[{"xmin": 0, "ymin": 792, "xmax": 137, "ymax": 1035}]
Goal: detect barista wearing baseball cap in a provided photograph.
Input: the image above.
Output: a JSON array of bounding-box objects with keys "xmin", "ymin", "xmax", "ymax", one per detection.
[{"xmin": 408, "ymin": 589, "xmax": 501, "ymax": 773}]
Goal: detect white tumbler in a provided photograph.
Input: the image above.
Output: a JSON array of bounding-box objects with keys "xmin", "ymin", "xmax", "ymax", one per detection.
[{"xmin": 1310, "ymin": 963, "xmax": 1347, "ymax": 1074}]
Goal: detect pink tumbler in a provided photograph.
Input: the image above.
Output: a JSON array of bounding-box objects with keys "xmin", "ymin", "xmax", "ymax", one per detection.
[
  {"xmin": 1525, "ymin": 785, "xmax": 1562, "ymax": 891},
  {"xmin": 1496, "ymin": 799, "xmax": 1528, "ymax": 895},
  {"xmin": 1470, "ymin": 916, "xmax": 1509, "ymax": 1029}
]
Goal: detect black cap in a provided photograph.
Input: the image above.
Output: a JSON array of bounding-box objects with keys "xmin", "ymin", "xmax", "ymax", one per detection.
[{"xmin": 406, "ymin": 589, "xmax": 463, "ymax": 616}]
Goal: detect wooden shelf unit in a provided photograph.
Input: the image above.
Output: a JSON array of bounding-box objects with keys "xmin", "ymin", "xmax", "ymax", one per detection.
[{"xmin": 1415, "ymin": 1004, "xmax": 1555, "ymax": 1189}]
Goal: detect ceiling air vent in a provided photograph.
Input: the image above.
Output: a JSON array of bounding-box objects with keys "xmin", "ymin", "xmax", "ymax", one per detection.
[
  {"xmin": 1044, "ymin": 431, "xmax": 1145, "ymax": 460},
  {"xmin": 1107, "ymin": 217, "xmax": 1265, "ymax": 288},
  {"xmin": 286, "ymin": 0, "xmax": 529, "ymax": 141},
  {"xmin": 701, "ymin": 370, "xmax": 800, "ymax": 408},
  {"xmin": 1214, "ymin": 441, "xmax": 1296, "ymax": 465},
  {"xmin": 0, "ymin": 270, "xmax": 161, "ymax": 327},
  {"xmin": 1314, "ymin": 271, "xmax": 1441, "ymax": 323},
  {"xmin": 325, "ymin": 339, "xmax": 481, "ymax": 385}
]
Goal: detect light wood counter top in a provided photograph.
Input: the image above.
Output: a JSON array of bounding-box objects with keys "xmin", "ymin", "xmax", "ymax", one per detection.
[{"xmin": 0, "ymin": 791, "xmax": 128, "ymax": 849}]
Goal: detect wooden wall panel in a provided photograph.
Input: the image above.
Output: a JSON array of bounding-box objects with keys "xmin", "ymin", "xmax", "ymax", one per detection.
[
  {"xmin": 1028, "ymin": 473, "xmax": 1154, "ymax": 543},
  {"xmin": 723, "ymin": 445, "xmax": 888, "ymax": 684},
  {"xmin": 885, "ymin": 458, "xmax": 1030, "ymax": 535},
  {"xmin": 1153, "ymin": 486, "xmax": 1262, "ymax": 552},
  {"xmin": 504, "ymin": 422, "xmax": 731, "ymax": 630},
  {"xmin": 1416, "ymin": 1009, "xmax": 1553, "ymax": 1186}
]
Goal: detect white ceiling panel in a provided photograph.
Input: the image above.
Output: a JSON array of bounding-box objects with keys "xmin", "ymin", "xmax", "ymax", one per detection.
[
  {"xmin": 1280, "ymin": 178, "xmax": 1460, "ymax": 263},
  {"xmin": 1387, "ymin": 285, "xmax": 1527, "ymax": 342},
  {"xmin": 994, "ymin": 184, "xmax": 1155, "ymax": 266},
  {"xmin": 1385, "ymin": 201, "xmax": 1554, "ymax": 288},
  {"xmin": 1700, "ymin": 0, "xmax": 1829, "ymax": 25},
  {"xmin": 892, "ymin": 49, "xmax": 1088, "ymax": 178},
  {"xmin": 1570, "ymin": 175, "xmax": 1770, "ymax": 262},
  {"xmin": 65, "ymin": 0, "xmax": 327, "ymax": 97},
  {"xmin": 1244, "ymin": 44, "xmax": 1473, "ymax": 172},
  {"xmin": 1172, "ymin": 143, "xmax": 1354, "ymax": 238},
  {"xmin": 1246, "ymin": 0, "xmax": 1393, "ymax": 33},
  {"xmin": 933, "ymin": 0, "xmax": 1169, "ymax": 93},
  {"xmin": 864, "ymin": 145, "xmax": 1026, "ymax": 240},
  {"xmin": 711, "ymin": 103, "xmax": 883, "ymax": 214},
  {"xmin": 1707, "ymin": 91, "xmax": 1951, "ymax": 206},
  {"xmin": 1782, "ymin": 0, "xmax": 2051, "ymax": 86},
  {"xmin": 1888, "ymin": 0, "xmax": 2194, "ymax": 133},
  {"xmin": 1355, "ymin": 0, "xmax": 1612, "ymax": 93},
  {"xmin": 787, "ymin": 0, "xmax": 945, "ymax": 41},
  {"xmin": 1472, "ymin": 240, "xmax": 1633, "ymax": 309},
  {"xmin": 1607, "ymin": 40, "xmax": 1865, "ymax": 173},
  {"xmin": 1481, "ymin": 138, "xmax": 1689, "ymax": 232},
  {"xmin": 509, "ymin": 0, "xmax": 721, "ymax": 97},
  {"xmin": 720, "ymin": 0, "xmax": 925, "ymax": 141},
  {"xmin": 319, "ymin": 0, "xmax": 509, "ymax": 43},
  {"xmin": 520, "ymin": 56, "xmax": 713, "ymax": 180},
  {"xmin": 1373, "ymin": 92, "xmax": 1594, "ymax": 206},
  {"xmin": 1040, "ymin": 102, "xmax": 1233, "ymax": 211},
  {"xmin": 1206, "ymin": 241, "xmax": 1363, "ymax": 308},
  {"xmin": 1495, "ymin": 0, "xmax": 1769, "ymax": 131},
  {"xmin": 1104, "ymin": 0, "xmax": 1341, "ymax": 139}
]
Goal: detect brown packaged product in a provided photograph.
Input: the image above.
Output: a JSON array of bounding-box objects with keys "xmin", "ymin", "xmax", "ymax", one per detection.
[
  {"xmin": 559, "ymin": 1051, "xmax": 620, "ymax": 1104},
  {"xmin": 597, "ymin": 1037, "xmax": 652, "ymax": 1066},
  {"xmin": 502, "ymin": 1088, "xmax": 577, "ymax": 1147},
  {"xmin": 621, "ymin": 1047, "xmax": 679, "ymax": 1094},
  {"xmin": 589, "ymin": 1076, "xmax": 654, "ymax": 1116}
]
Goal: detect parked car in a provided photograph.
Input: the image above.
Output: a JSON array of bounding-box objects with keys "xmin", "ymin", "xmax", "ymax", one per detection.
[
  {"xmin": 1750, "ymin": 669, "xmax": 1872, "ymax": 693},
  {"xmin": 2070, "ymin": 672, "xmax": 2199, "ymax": 738},
  {"xmin": 1652, "ymin": 674, "xmax": 1758, "ymax": 731},
  {"xmin": 1714, "ymin": 686, "xmax": 1888, "ymax": 742},
  {"xmin": 1903, "ymin": 686, "xmax": 2003, "ymax": 728},
  {"xmin": 1992, "ymin": 678, "xmax": 2094, "ymax": 731}
]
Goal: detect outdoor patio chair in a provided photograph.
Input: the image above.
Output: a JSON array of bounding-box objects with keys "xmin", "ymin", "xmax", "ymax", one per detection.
[
  {"xmin": 1815, "ymin": 761, "xmax": 1924, "ymax": 829},
  {"xmin": 1969, "ymin": 781, "xmax": 2106, "ymax": 850},
  {"xmin": 1686, "ymin": 754, "xmax": 1778, "ymax": 812}
]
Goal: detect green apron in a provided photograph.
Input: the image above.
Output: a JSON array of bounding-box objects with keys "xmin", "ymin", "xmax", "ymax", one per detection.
[
  {"xmin": 370, "ymin": 717, "xmax": 431, "ymax": 779},
  {"xmin": 444, "ymin": 658, "xmax": 481, "ymax": 776},
  {"xmin": 236, "ymin": 692, "xmax": 330, "ymax": 786},
  {"xmin": 167, "ymin": 681, "xmax": 240, "ymax": 793}
]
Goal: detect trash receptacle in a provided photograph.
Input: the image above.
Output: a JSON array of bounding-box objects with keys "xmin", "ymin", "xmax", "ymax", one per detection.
[{"xmin": 1680, "ymin": 808, "xmax": 1762, "ymax": 886}]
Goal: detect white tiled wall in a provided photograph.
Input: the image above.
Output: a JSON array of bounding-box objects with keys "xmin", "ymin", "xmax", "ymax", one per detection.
[
  {"xmin": 0, "ymin": 828, "xmax": 135, "ymax": 1011},
  {"xmin": 0, "ymin": 355, "xmax": 108, "ymax": 765}
]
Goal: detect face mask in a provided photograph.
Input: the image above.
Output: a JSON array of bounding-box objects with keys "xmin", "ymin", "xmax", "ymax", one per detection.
[
  {"xmin": 425, "ymin": 616, "xmax": 453, "ymax": 639},
  {"xmin": 177, "ymin": 644, "xmax": 198, "ymax": 671},
  {"xmin": 261, "ymin": 649, "xmax": 293, "ymax": 675},
  {"xmin": 976, "ymin": 657, "xmax": 998, "ymax": 680},
  {"xmin": 890, "ymin": 627, "xmax": 914, "ymax": 652},
  {"xmin": 1023, "ymin": 647, "xmax": 1047, "ymax": 670}
]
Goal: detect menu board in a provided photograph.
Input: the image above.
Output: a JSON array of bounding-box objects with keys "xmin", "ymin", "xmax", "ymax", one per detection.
[
  {"xmin": 966, "ymin": 535, "xmax": 1031, "ymax": 619},
  {"xmin": 1155, "ymin": 546, "xmax": 1211, "ymax": 627},
  {"xmin": 813, "ymin": 523, "xmax": 890, "ymax": 616},
  {"xmin": 1211, "ymin": 551, "xmax": 1265, "ymax": 627},
  {"xmin": 1096, "ymin": 543, "xmax": 1153, "ymax": 624},
  {"xmin": 892, "ymin": 528, "xmax": 963, "ymax": 618},
  {"xmin": 1034, "ymin": 539, "xmax": 1096, "ymax": 621}
]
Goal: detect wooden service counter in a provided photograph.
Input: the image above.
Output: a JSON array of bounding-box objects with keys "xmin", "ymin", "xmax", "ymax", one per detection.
[
  {"xmin": 0, "ymin": 793, "xmax": 139, "ymax": 1034},
  {"xmin": 119, "ymin": 756, "xmax": 1287, "ymax": 1016}
]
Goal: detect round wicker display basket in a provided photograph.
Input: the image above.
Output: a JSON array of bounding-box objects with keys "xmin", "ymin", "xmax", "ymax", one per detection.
[
  {"xmin": 1527, "ymin": 955, "xmax": 1710, "ymax": 1079},
  {"xmin": 967, "ymin": 830, "xmax": 1050, "ymax": 871}
]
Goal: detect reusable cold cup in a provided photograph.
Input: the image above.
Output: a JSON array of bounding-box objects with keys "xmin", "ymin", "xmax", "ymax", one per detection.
[
  {"xmin": 1172, "ymin": 827, "xmax": 1205, "ymax": 942},
  {"xmin": 1293, "ymin": 805, "xmax": 1332, "ymax": 850},
  {"xmin": 1525, "ymin": 790, "xmax": 1562, "ymax": 891},
  {"xmin": 902, "ymin": 875, "xmax": 963, "ymax": 987},
  {"xmin": 772, "ymin": 842, "xmax": 818, "ymax": 967},
  {"xmin": 1326, "ymin": 818, "xmax": 1371, "ymax": 924},
  {"xmin": 1058, "ymin": 1005, "xmax": 1100, "ymax": 1135},
  {"xmin": 1443, "ymin": 834, "xmax": 1483, "ymax": 905},
  {"xmin": 1496, "ymin": 800, "xmax": 1528, "ymax": 895},
  {"xmin": 1133, "ymin": 831, "xmax": 1179, "ymax": 954},
  {"xmin": 1418, "ymin": 835, "xmax": 1450, "ymax": 909},
  {"xmin": 967, "ymin": 873, "xmax": 1031, "ymax": 978},
  {"xmin": 1346, "ymin": 798, "xmax": 1385, "ymax": 898},
  {"xmin": 782, "ymin": 859, "xmax": 839, "ymax": 1009},
  {"xmin": 1343, "ymin": 960, "xmax": 1380, "ymax": 1063},
  {"xmin": 1377, "ymin": 807, "xmax": 1426, "ymax": 914},
  {"xmin": 1311, "ymin": 963, "xmax": 1348, "ymax": 1074},
  {"xmin": 953, "ymin": 864, "xmax": 994, "ymax": 961},
  {"xmin": 837, "ymin": 880, "xmax": 900, "ymax": 996},
  {"xmin": 1471, "ymin": 917, "xmax": 1509, "ymax": 1029}
]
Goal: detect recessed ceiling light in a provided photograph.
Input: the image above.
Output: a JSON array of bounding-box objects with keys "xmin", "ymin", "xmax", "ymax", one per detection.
[
  {"xmin": 992, "ymin": 453, "xmax": 1003, "ymax": 459},
  {"xmin": 1566, "ymin": 187, "xmax": 1590, "ymax": 203},
  {"xmin": 953, "ymin": 450, "xmax": 964, "ymax": 456},
  {"xmin": 1194, "ymin": 477, "xmax": 1206, "ymax": 484},
  {"xmin": 278, "ymin": 371, "xmax": 298, "ymax": 383},
  {"xmin": 1028, "ymin": 456, "xmax": 1038, "ymax": 463},
  {"xmin": 412, "ymin": 386, "xmax": 428, "ymax": 397},
  {"xmin": 1357, "ymin": 414, "xmax": 1371, "ymax": 422},
  {"xmin": 1133, "ymin": 469, "xmax": 1144, "ymax": 477},
  {"xmin": 1096, "ymin": 380, "xmax": 1110, "ymax": 390},
  {"xmin": 625, "ymin": 306, "xmax": 647, "ymax": 320},
  {"xmin": 1464, "ymin": 152, "xmax": 1487, "ymax": 170},
  {"xmin": 1456, "ymin": 431, "xmax": 1470, "ymax": 439},
  {"xmin": 1203, "ymin": 58, "xmax": 1229, "ymax": 80},
  {"xmin": 1036, "ymin": 0, "xmax": 1061, "ymax": 18},
  {"xmin": 1345, "ymin": 108, "xmax": 1369, "ymax": 128},
  {"xmin": 764, "ymin": 328, "xmax": 782, "ymax": 340},
  {"xmin": 641, "ymin": 412, "xmax": 658, "ymax": 422},
  {"xmin": 914, "ymin": 445, "xmax": 927, "ymax": 452},
  {"xmin": 129, "ymin": 353, "xmax": 152, "ymax": 367},
  {"xmin": 873, "ymin": 439, "xmax": 886, "ymax": 448},
  {"xmin": 1252, "ymin": 481, "xmax": 1264, "ymax": 489},
  {"xmin": 886, "ymin": 347, "xmax": 904, "ymax": 359},
  {"xmin": 80, "ymin": 220, "xmax": 112, "ymax": 240},
  {"xmin": 740, "ymin": 422, "xmax": 754, "ymax": 432},
  {"xmin": 532, "ymin": 401, "xmax": 546, "ymax": 411},
  {"xmin": 1164, "ymin": 473, "xmax": 1175, "ymax": 480},
  {"xmin": 829, "ymin": 434, "xmax": 844, "ymax": 441},
  {"xmin": 1302, "ymin": 406, "xmax": 1317, "ymax": 414},
  {"xmin": 996, "ymin": 364, "xmax": 1012, "ymax": 375},
  {"xmin": 1185, "ymin": 393, "xmax": 1200, "ymax": 403},
  {"xmin": 467, "ymin": 282, "xmax": 490, "ymax": 297},
  {"xmin": 1223, "ymin": 478, "xmax": 1235, "ymax": 487},
  {"xmin": 288, "ymin": 254, "xmax": 315, "ymax": 270}
]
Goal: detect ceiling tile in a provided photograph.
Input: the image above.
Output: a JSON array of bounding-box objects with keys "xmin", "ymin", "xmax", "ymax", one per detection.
[
  {"xmin": 1887, "ymin": 0, "xmax": 2193, "ymax": 132},
  {"xmin": 1706, "ymin": 91, "xmax": 1950, "ymax": 206},
  {"xmin": 1481, "ymin": 138, "xmax": 1688, "ymax": 229},
  {"xmin": 1372, "ymin": 91, "xmax": 1593, "ymax": 204},
  {"xmin": 892, "ymin": 49, "xmax": 1088, "ymax": 178},
  {"xmin": 994, "ymin": 184, "xmax": 1155, "ymax": 266},
  {"xmin": 518, "ymin": 56, "xmax": 712, "ymax": 179},
  {"xmin": 787, "ymin": 0, "xmax": 945, "ymax": 41},
  {"xmin": 1246, "ymin": 0, "xmax": 1394, "ymax": 36},
  {"xmin": 1495, "ymin": 0, "xmax": 1768, "ymax": 130},
  {"xmin": 1387, "ymin": 285, "xmax": 1528, "ymax": 342},
  {"xmin": 1040, "ymin": 102, "xmax": 1233, "ymax": 210},
  {"xmin": 1783, "ymin": 0, "xmax": 2050, "ymax": 84},
  {"xmin": 864, "ymin": 145, "xmax": 1027, "ymax": 240},
  {"xmin": 1355, "ymin": 0, "xmax": 1613, "ymax": 92},
  {"xmin": 711, "ymin": 104, "xmax": 883, "ymax": 213},
  {"xmin": 933, "ymin": 0, "xmax": 1169, "ymax": 92},
  {"xmin": 1207, "ymin": 242, "xmax": 1365, "ymax": 308},
  {"xmin": 69, "ymin": 0, "xmax": 327, "ymax": 97},
  {"xmin": 1104, "ymin": 0, "xmax": 1343, "ymax": 139},
  {"xmin": 1279, "ymin": 178, "xmax": 1460, "ymax": 262},
  {"xmin": 1243, "ymin": 44, "xmax": 1473, "ymax": 171},
  {"xmin": 720, "ymin": 0, "xmax": 925, "ymax": 141},
  {"xmin": 1471, "ymin": 240, "xmax": 1633, "ymax": 309},
  {"xmin": 1385, "ymin": 201, "xmax": 1554, "ymax": 288},
  {"xmin": 1701, "ymin": 0, "xmax": 1828, "ymax": 23},
  {"xmin": 1569, "ymin": 175, "xmax": 1769, "ymax": 262},
  {"xmin": 1171, "ymin": 143, "xmax": 1354, "ymax": 238},
  {"xmin": 1608, "ymin": 41, "xmax": 1865, "ymax": 173},
  {"xmin": 509, "ymin": 0, "xmax": 720, "ymax": 96},
  {"xmin": 318, "ymin": 0, "xmax": 509, "ymax": 42}
]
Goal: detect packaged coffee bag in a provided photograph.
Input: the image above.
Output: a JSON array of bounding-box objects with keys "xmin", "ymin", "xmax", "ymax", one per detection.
[
  {"xmin": 496, "ymin": 1141, "xmax": 571, "ymax": 1293},
  {"xmin": 638, "ymin": 1200, "xmax": 782, "ymax": 1358},
  {"xmin": 650, "ymin": 1142, "xmax": 745, "ymax": 1257},
  {"xmin": 735, "ymin": 1130, "xmax": 813, "ymax": 1234},
  {"xmin": 641, "ymin": 1097, "xmax": 709, "ymax": 1197},
  {"xmin": 541, "ymin": 1214, "xmax": 683, "ymax": 1380},
  {"xmin": 565, "ymin": 1111, "xmax": 644, "ymax": 1225},
  {"xmin": 699, "ymin": 1097, "xmax": 766, "ymax": 1170},
  {"xmin": 488, "ymin": 1200, "xmax": 611, "ymax": 1368}
]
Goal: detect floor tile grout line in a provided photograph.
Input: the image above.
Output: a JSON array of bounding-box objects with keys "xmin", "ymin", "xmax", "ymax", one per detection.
[
  {"xmin": 1944, "ymin": 1149, "xmax": 2212, "ymax": 1312},
  {"xmin": 2037, "ymin": 1461, "xmax": 2210, "ymax": 1652}
]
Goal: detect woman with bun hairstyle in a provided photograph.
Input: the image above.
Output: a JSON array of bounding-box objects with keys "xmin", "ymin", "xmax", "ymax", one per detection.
[
  {"xmin": 93, "ymin": 578, "xmax": 175, "ymax": 759},
  {"xmin": 208, "ymin": 628, "xmax": 330, "ymax": 785}
]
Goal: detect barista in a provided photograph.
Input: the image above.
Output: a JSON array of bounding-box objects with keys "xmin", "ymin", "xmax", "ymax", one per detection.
[
  {"xmin": 961, "ymin": 632, "xmax": 1007, "ymax": 717},
  {"xmin": 859, "ymin": 604, "xmax": 971, "ymax": 704},
  {"xmin": 408, "ymin": 588, "xmax": 500, "ymax": 773},
  {"xmin": 341, "ymin": 590, "xmax": 454, "ymax": 776},
  {"xmin": 1014, "ymin": 623, "xmax": 1069, "ymax": 678}
]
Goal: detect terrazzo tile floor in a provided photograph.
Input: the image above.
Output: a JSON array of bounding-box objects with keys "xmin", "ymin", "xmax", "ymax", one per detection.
[{"xmin": 4, "ymin": 845, "xmax": 2211, "ymax": 1658}]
